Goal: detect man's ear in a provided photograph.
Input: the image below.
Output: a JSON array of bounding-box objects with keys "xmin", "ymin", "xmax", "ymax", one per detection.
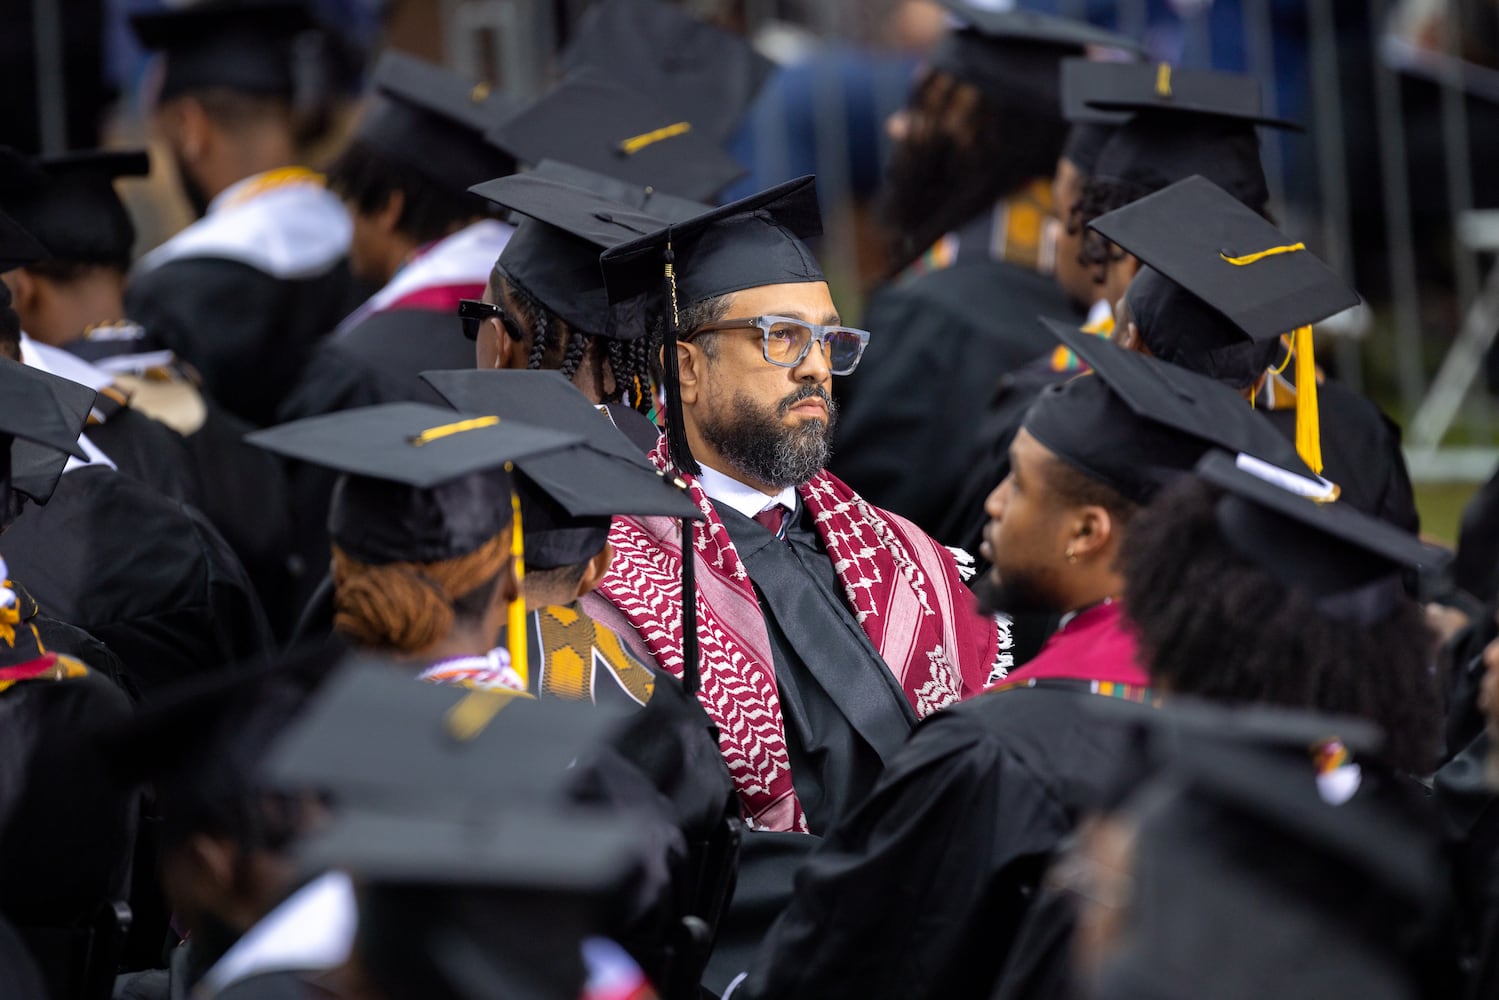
[
  {"xmin": 183, "ymin": 832, "xmax": 241, "ymax": 896},
  {"xmin": 671, "ymin": 341, "xmax": 704, "ymax": 406},
  {"xmin": 373, "ymin": 189, "xmax": 405, "ymax": 236},
  {"xmin": 1115, "ymin": 320, "xmax": 1142, "ymax": 353},
  {"xmin": 573, "ymin": 542, "xmax": 614, "ymax": 600},
  {"xmin": 173, "ymin": 96, "xmax": 212, "ymax": 165},
  {"xmin": 1069, "ymin": 505, "xmax": 1114, "ymax": 561},
  {"xmin": 5, "ymin": 269, "xmax": 36, "ymax": 317},
  {"xmin": 496, "ymin": 318, "xmax": 528, "ymax": 370}
]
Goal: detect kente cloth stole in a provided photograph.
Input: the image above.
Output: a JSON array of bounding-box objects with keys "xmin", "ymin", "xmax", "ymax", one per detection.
[
  {"xmin": 595, "ymin": 439, "xmax": 1001, "ymax": 832},
  {"xmin": 531, "ymin": 604, "xmax": 655, "ymax": 706}
]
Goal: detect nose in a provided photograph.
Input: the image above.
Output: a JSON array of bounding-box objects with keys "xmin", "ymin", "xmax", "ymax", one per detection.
[
  {"xmin": 794, "ymin": 336, "xmax": 832, "ymax": 383},
  {"xmin": 984, "ymin": 476, "xmax": 1011, "ymax": 522}
]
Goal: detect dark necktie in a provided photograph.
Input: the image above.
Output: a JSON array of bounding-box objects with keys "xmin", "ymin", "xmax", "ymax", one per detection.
[{"xmin": 754, "ymin": 503, "xmax": 790, "ymax": 538}]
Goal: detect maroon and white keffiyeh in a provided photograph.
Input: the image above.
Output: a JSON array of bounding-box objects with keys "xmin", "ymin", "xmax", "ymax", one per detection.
[{"xmin": 587, "ymin": 439, "xmax": 1000, "ymax": 832}]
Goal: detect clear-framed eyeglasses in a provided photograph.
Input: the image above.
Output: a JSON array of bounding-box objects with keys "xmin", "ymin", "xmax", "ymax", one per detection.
[{"xmin": 686, "ymin": 314, "xmax": 872, "ymax": 375}]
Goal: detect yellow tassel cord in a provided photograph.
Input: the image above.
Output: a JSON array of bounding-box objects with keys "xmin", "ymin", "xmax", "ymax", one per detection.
[
  {"xmin": 1155, "ymin": 63, "xmax": 1173, "ymax": 98},
  {"xmin": 1291, "ymin": 325, "xmax": 1322, "ymax": 474},
  {"xmin": 506, "ymin": 468, "xmax": 528, "ymax": 692},
  {"xmin": 618, "ymin": 121, "xmax": 692, "ymax": 155},
  {"xmin": 1217, "ymin": 240, "xmax": 1321, "ymax": 472},
  {"xmin": 407, "ymin": 415, "xmax": 500, "ymax": 447}
]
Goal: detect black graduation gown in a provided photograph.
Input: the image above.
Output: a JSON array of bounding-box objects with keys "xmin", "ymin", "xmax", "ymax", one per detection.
[
  {"xmin": 1456, "ymin": 466, "xmax": 1499, "ymax": 604},
  {"xmin": 3, "ymin": 466, "xmax": 275, "ymax": 695},
  {"xmin": 830, "ymin": 259, "xmax": 1081, "ymax": 537},
  {"xmin": 0, "ymin": 661, "xmax": 138, "ymax": 1000},
  {"xmin": 700, "ymin": 500, "xmax": 922, "ymax": 993},
  {"xmin": 732, "ymin": 683, "xmax": 1138, "ymax": 1000},
  {"xmin": 125, "ymin": 257, "xmax": 358, "ymax": 428},
  {"xmin": 83, "ymin": 402, "xmax": 203, "ymax": 509},
  {"xmin": 11, "ymin": 580, "xmax": 130, "ymax": 696}
]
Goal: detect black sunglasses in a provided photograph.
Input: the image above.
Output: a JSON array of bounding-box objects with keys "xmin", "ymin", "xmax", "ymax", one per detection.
[{"xmin": 457, "ymin": 298, "xmax": 523, "ymax": 342}]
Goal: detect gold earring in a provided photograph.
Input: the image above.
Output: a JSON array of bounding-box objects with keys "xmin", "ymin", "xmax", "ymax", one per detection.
[{"xmin": 1065, "ymin": 545, "xmax": 1077, "ymax": 564}]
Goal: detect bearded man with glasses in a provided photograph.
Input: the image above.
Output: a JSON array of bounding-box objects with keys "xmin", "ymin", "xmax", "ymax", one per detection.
[{"xmin": 581, "ymin": 174, "xmax": 1006, "ymax": 992}]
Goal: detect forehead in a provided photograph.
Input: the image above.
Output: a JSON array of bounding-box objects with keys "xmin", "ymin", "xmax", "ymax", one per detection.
[{"xmin": 718, "ymin": 281, "xmax": 838, "ymax": 322}]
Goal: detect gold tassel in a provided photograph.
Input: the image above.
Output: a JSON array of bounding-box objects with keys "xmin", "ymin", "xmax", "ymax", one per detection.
[
  {"xmin": 506, "ymin": 463, "xmax": 528, "ymax": 692},
  {"xmin": 1292, "ymin": 325, "xmax": 1322, "ymax": 474}
]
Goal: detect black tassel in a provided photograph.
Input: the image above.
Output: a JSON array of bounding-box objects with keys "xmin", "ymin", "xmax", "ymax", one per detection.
[
  {"xmin": 660, "ymin": 240, "xmax": 700, "ymax": 476},
  {"xmin": 680, "ymin": 516, "xmax": 701, "ymax": 696}
]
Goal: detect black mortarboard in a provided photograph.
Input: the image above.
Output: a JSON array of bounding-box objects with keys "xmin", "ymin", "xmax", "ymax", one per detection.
[
  {"xmin": 246, "ymin": 402, "xmax": 579, "ymax": 565},
  {"xmin": 264, "ymin": 655, "xmax": 622, "ymax": 812},
  {"xmin": 129, "ymin": 0, "xmax": 314, "ymax": 101},
  {"xmin": 2, "ymin": 356, "xmax": 93, "ymax": 507},
  {"xmin": 1098, "ymin": 703, "xmax": 1443, "ymax": 1000},
  {"xmin": 1195, "ymin": 450, "xmax": 1450, "ymax": 620},
  {"xmin": 420, "ymin": 370, "xmax": 701, "ymax": 568},
  {"xmin": 1060, "ymin": 58, "xmax": 1132, "ymax": 126},
  {"xmin": 489, "ymin": 70, "xmax": 744, "ymax": 203},
  {"xmin": 1068, "ymin": 59, "xmax": 1298, "ymax": 128},
  {"xmin": 932, "ymin": 1, "xmax": 1140, "ymax": 108},
  {"xmin": 470, "ymin": 172, "xmax": 683, "ymax": 339},
  {"xmin": 356, "ymin": 51, "xmax": 518, "ymax": 193},
  {"xmin": 300, "ymin": 807, "xmax": 647, "ymax": 1000},
  {"xmin": 1022, "ymin": 321, "xmax": 1316, "ymax": 504},
  {"xmin": 558, "ymin": 0, "xmax": 772, "ymax": 147},
  {"xmin": 0, "ymin": 148, "xmax": 149, "ymax": 268},
  {"xmin": 527, "ymin": 160, "xmax": 712, "ymax": 219},
  {"xmin": 1094, "ymin": 175, "xmax": 1362, "ymax": 472},
  {"xmin": 0, "ymin": 207, "xmax": 47, "ymax": 274}
]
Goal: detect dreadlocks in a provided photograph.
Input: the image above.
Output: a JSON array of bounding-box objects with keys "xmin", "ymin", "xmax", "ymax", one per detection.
[{"xmin": 492, "ymin": 267, "xmax": 657, "ymax": 414}]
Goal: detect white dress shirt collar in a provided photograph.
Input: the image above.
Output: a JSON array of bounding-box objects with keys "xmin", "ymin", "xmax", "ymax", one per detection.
[{"xmin": 695, "ymin": 463, "xmax": 798, "ymax": 521}]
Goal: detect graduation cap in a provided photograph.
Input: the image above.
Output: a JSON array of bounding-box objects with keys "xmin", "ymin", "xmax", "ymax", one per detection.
[
  {"xmin": 0, "ymin": 148, "xmax": 149, "ymax": 268},
  {"xmin": 0, "ymin": 206, "xmax": 47, "ymax": 275},
  {"xmin": 558, "ymin": 0, "xmax": 772, "ymax": 147},
  {"xmin": 355, "ymin": 51, "xmax": 518, "ymax": 193},
  {"xmin": 1099, "ymin": 705, "xmax": 1443, "ymax": 1000},
  {"xmin": 1067, "ymin": 59, "xmax": 1297, "ymax": 128},
  {"xmin": 1196, "ymin": 450, "xmax": 1450, "ymax": 622},
  {"xmin": 469, "ymin": 172, "xmax": 693, "ymax": 341},
  {"xmin": 1, "ymin": 356, "xmax": 93, "ymax": 508},
  {"xmin": 296, "ymin": 806, "xmax": 648, "ymax": 1000},
  {"xmin": 931, "ymin": 0, "xmax": 1141, "ymax": 109},
  {"xmin": 129, "ymin": 0, "xmax": 315, "ymax": 100},
  {"xmin": 1092, "ymin": 175, "xmax": 1362, "ymax": 473},
  {"xmin": 526, "ymin": 160, "xmax": 712, "ymax": 219},
  {"xmin": 1023, "ymin": 320, "xmax": 1318, "ymax": 505},
  {"xmin": 248, "ymin": 403, "xmax": 581, "ymax": 680},
  {"xmin": 489, "ymin": 70, "xmax": 744, "ymax": 203},
  {"xmin": 264, "ymin": 654, "xmax": 623, "ymax": 811},
  {"xmin": 419, "ymin": 369, "xmax": 701, "ymax": 569}
]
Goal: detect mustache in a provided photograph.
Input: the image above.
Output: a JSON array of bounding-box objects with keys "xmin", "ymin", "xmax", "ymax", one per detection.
[{"xmin": 777, "ymin": 384, "xmax": 835, "ymax": 418}]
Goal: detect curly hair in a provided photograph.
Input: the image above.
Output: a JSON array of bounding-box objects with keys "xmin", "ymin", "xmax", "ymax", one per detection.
[
  {"xmin": 331, "ymin": 532, "xmax": 510, "ymax": 655},
  {"xmin": 1120, "ymin": 477, "xmax": 1441, "ymax": 774},
  {"xmin": 493, "ymin": 270, "xmax": 657, "ymax": 414}
]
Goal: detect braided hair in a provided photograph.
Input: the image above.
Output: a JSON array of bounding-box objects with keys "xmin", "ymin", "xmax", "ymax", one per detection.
[{"xmin": 493, "ymin": 268, "xmax": 656, "ymax": 413}]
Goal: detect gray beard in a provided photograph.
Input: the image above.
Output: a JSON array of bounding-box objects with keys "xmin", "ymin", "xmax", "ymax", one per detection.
[{"xmin": 697, "ymin": 384, "xmax": 838, "ymax": 490}]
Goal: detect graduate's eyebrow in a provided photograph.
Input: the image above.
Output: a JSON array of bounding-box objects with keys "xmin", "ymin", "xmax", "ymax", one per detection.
[{"xmin": 770, "ymin": 310, "xmax": 843, "ymax": 327}]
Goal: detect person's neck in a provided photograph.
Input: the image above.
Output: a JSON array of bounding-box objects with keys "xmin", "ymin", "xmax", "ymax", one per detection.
[
  {"xmin": 202, "ymin": 135, "xmax": 298, "ymax": 204},
  {"xmin": 408, "ymin": 628, "xmax": 494, "ymax": 665},
  {"xmin": 1057, "ymin": 573, "xmax": 1124, "ymax": 620},
  {"xmin": 26, "ymin": 271, "xmax": 128, "ymax": 346},
  {"xmin": 522, "ymin": 586, "xmax": 576, "ymax": 613}
]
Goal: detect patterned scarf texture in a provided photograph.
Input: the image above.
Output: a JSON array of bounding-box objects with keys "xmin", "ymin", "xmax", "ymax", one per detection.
[{"xmin": 589, "ymin": 439, "xmax": 1000, "ymax": 832}]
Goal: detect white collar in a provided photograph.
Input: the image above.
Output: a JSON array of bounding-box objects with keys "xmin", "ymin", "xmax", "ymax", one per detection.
[
  {"xmin": 695, "ymin": 464, "xmax": 797, "ymax": 521},
  {"xmin": 19, "ymin": 334, "xmax": 116, "ymax": 473},
  {"xmin": 1085, "ymin": 298, "xmax": 1114, "ymax": 329},
  {"xmin": 194, "ymin": 871, "xmax": 358, "ymax": 999}
]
